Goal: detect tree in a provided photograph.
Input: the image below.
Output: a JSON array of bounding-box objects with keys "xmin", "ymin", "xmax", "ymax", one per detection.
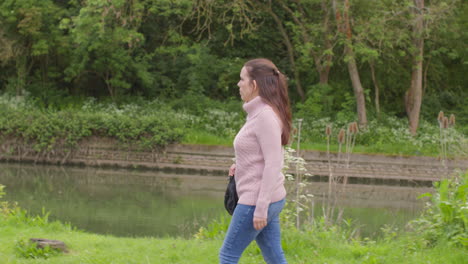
[
  {"xmin": 64, "ymin": 0, "xmax": 147, "ymax": 99},
  {"xmin": 349, "ymin": 0, "xmax": 409, "ymax": 117},
  {"xmin": 405, "ymin": 0, "xmax": 425, "ymax": 135},
  {"xmin": 405, "ymin": 0, "xmax": 458, "ymax": 134},
  {"xmin": 333, "ymin": 0, "xmax": 367, "ymax": 127},
  {"xmin": 0, "ymin": 0, "xmax": 465, "ymax": 122},
  {"xmin": 278, "ymin": 0, "xmax": 338, "ymax": 85},
  {"xmin": 0, "ymin": 0, "xmax": 64, "ymax": 97},
  {"xmin": 262, "ymin": 0, "xmax": 306, "ymax": 101}
]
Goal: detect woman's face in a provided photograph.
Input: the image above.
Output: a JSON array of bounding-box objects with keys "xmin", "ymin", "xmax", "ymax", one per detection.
[{"xmin": 237, "ymin": 66, "xmax": 258, "ymax": 102}]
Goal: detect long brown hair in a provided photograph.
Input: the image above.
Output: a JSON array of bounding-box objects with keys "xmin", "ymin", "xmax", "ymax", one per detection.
[{"xmin": 244, "ymin": 58, "xmax": 292, "ymax": 145}]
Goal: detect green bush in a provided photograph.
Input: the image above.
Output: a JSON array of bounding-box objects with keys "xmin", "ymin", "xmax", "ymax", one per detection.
[
  {"xmin": 194, "ymin": 214, "xmax": 231, "ymax": 240},
  {"xmin": 409, "ymin": 172, "xmax": 468, "ymax": 247},
  {"xmin": 0, "ymin": 95, "xmax": 186, "ymax": 152},
  {"xmin": 0, "ymin": 184, "xmax": 19, "ymax": 216}
]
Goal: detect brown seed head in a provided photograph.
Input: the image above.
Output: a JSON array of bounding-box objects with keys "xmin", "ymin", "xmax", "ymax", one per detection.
[
  {"xmin": 338, "ymin": 129, "xmax": 346, "ymax": 144},
  {"xmin": 348, "ymin": 123, "xmax": 353, "ymax": 134},
  {"xmin": 437, "ymin": 111, "xmax": 444, "ymax": 125},
  {"xmin": 325, "ymin": 125, "xmax": 332, "ymax": 136},
  {"xmin": 443, "ymin": 116, "xmax": 449, "ymax": 129},
  {"xmin": 449, "ymin": 114, "xmax": 455, "ymax": 127},
  {"xmin": 353, "ymin": 122, "xmax": 359, "ymax": 133}
]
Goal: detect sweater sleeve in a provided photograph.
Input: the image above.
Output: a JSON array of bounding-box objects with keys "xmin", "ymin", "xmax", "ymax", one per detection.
[{"xmin": 253, "ymin": 109, "xmax": 283, "ymax": 219}]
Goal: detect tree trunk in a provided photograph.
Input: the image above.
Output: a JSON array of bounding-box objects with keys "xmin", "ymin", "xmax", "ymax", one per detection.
[
  {"xmin": 369, "ymin": 61, "xmax": 380, "ymax": 116},
  {"xmin": 15, "ymin": 56, "xmax": 27, "ymax": 97},
  {"xmin": 319, "ymin": 0, "xmax": 333, "ymax": 85},
  {"xmin": 335, "ymin": 0, "xmax": 367, "ymax": 127},
  {"xmin": 268, "ymin": 3, "xmax": 305, "ymax": 101},
  {"xmin": 423, "ymin": 56, "xmax": 431, "ymax": 97},
  {"xmin": 319, "ymin": 67, "xmax": 331, "ymax": 84},
  {"xmin": 104, "ymin": 71, "xmax": 115, "ymax": 100},
  {"xmin": 405, "ymin": 0, "xmax": 424, "ymax": 135},
  {"xmin": 314, "ymin": 56, "xmax": 331, "ymax": 85},
  {"xmin": 346, "ymin": 46, "xmax": 367, "ymax": 127}
]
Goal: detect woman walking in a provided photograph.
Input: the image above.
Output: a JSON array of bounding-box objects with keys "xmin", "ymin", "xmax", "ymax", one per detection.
[{"xmin": 220, "ymin": 58, "xmax": 292, "ymax": 264}]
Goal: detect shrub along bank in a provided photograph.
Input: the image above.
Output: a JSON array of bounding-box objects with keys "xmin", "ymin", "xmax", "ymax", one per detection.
[
  {"xmin": 0, "ymin": 174, "xmax": 466, "ymax": 263},
  {"xmin": 0, "ymin": 96, "xmax": 186, "ymax": 154},
  {"xmin": 0, "ymin": 94, "xmax": 466, "ymax": 157}
]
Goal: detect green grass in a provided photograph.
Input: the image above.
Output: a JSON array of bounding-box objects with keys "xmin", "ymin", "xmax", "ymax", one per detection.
[
  {"xmin": 1, "ymin": 213, "xmax": 467, "ymax": 264},
  {"xmin": 182, "ymin": 130, "xmax": 233, "ymax": 146},
  {"xmin": 0, "ymin": 219, "xmax": 220, "ymax": 263},
  {"xmin": 299, "ymin": 142, "xmax": 438, "ymax": 157},
  {"xmin": 182, "ymin": 131, "xmax": 440, "ymax": 157}
]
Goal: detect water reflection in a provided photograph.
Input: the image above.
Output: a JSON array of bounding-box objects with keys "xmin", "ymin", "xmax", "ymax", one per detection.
[
  {"xmin": 0, "ymin": 163, "xmax": 429, "ymax": 238},
  {"xmin": 0, "ymin": 163, "xmax": 226, "ymax": 237}
]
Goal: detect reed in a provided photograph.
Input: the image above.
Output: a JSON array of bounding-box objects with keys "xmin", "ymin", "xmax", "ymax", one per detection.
[
  {"xmin": 437, "ymin": 111, "xmax": 457, "ymax": 175},
  {"xmin": 337, "ymin": 122, "xmax": 359, "ymax": 222},
  {"xmin": 323, "ymin": 121, "xmax": 360, "ymax": 225},
  {"xmin": 325, "ymin": 124, "xmax": 333, "ymax": 225},
  {"xmin": 295, "ymin": 118, "xmax": 304, "ymax": 229},
  {"xmin": 449, "ymin": 114, "xmax": 455, "ymax": 127},
  {"xmin": 326, "ymin": 128, "xmax": 346, "ymax": 224}
]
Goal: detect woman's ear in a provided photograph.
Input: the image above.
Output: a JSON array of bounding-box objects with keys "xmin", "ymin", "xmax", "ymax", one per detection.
[{"xmin": 252, "ymin": 80, "xmax": 258, "ymax": 91}]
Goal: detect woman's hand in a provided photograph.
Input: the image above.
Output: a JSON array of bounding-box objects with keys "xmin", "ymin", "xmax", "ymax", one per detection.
[
  {"xmin": 253, "ymin": 217, "xmax": 267, "ymax": 230},
  {"xmin": 228, "ymin": 164, "xmax": 236, "ymax": 176}
]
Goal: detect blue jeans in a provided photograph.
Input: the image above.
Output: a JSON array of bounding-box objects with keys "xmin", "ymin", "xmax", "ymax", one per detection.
[{"xmin": 219, "ymin": 199, "xmax": 287, "ymax": 264}]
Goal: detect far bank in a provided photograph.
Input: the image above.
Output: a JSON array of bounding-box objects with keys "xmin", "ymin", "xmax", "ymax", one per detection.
[{"xmin": 1, "ymin": 138, "xmax": 467, "ymax": 183}]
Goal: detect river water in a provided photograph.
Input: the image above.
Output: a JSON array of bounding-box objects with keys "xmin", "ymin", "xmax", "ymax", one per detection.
[{"xmin": 0, "ymin": 163, "xmax": 431, "ymax": 238}]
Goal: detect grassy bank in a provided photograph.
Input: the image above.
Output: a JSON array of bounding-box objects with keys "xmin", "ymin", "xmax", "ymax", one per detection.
[
  {"xmin": 1, "ymin": 172, "xmax": 467, "ymax": 264},
  {"xmin": 1, "ymin": 212, "xmax": 467, "ymax": 264},
  {"xmin": 182, "ymin": 129, "xmax": 451, "ymax": 157}
]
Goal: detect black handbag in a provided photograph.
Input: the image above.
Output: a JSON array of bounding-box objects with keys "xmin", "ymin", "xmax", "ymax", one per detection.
[{"xmin": 224, "ymin": 175, "xmax": 238, "ymax": 215}]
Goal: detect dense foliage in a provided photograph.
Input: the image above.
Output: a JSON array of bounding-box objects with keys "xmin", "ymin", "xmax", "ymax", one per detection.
[
  {"xmin": 0, "ymin": 0, "xmax": 466, "ymax": 130},
  {"xmin": 410, "ymin": 173, "xmax": 468, "ymax": 247},
  {"xmin": 1, "ymin": 94, "xmax": 466, "ymax": 157},
  {"xmin": 0, "ymin": 95, "xmax": 185, "ymax": 152}
]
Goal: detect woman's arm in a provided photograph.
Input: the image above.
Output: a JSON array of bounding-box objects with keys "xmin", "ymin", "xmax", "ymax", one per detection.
[{"xmin": 253, "ymin": 109, "xmax": 283, "ymax": 220}]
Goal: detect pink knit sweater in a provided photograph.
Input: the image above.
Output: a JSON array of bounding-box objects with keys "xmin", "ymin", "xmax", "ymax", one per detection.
[{"xmin": 234, "ymin": 96, "xmax": 287, "ymax": 219}]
